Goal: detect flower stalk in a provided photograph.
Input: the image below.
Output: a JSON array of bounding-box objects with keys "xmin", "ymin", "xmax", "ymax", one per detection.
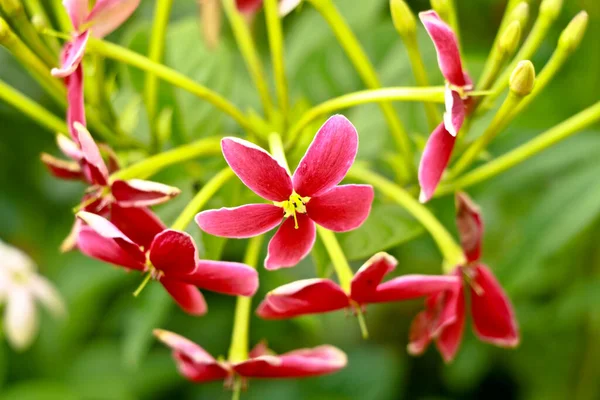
[{"xmin": 264, "ymin": 0, "xmax": 289, "ymax": 127}]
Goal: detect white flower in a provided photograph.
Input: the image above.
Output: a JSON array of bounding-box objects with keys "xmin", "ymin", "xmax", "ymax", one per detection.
[{"xmin": 0, "ymin": 240, "xmax": 66, "ymax": 351}]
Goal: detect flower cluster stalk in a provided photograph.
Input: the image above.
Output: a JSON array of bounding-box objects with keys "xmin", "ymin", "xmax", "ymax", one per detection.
[
  {"xmin": 23, "ymin": 0, "xmax": 59, "ymax": 51},
  {"xmin": 264, "ymin": 0, "xmax": 289, "ymax": 127}
]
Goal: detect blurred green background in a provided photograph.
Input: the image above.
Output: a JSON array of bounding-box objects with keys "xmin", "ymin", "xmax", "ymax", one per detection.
[{"xmin": 1, "ymin": 0, "xmax": 599, "ymax": 399}]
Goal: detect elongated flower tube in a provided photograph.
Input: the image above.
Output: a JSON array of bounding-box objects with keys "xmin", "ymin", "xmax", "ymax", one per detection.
[
  {"xmin": 236, "ymin": 0, "xmax": 300, "ymax": 16},
  {"xmin": 76, "ymin": 211, "xmax": 259, "ymax": 315},
  {"xmin": 418, "ymin": 10, "xmax": 473, "ymax": 202},
  {"xmin": 154, "ymin": 329, "xmax": 346, "ymax": 384},
  {"xmin": 257, "ymin": 252, "xmax": 459, "ymax": 320},
  {"xmin": 196, "ymin": 115, "xmax": 374, "ymax": 270},
  {"xmin": 407, "ymin": 193, "xmax": 519, "ymax": 362}
]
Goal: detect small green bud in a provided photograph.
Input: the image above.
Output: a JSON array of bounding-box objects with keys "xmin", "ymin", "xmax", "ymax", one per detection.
[
  {"xmin": 499, "ymin": 20, "xmax": 521, "ymax": 56},
  {"xmin": 558, "ymin": 11, "xmax": 588, "ymax": 53},
  {"xmin": 509, "ymin": 60, "xmax": 536, "ymax": 96},
  {"xmin": 390, "ymin": 0, "xmax": 416, "ymax": 37},
  {"xmin": 509, "ymin": 2, "xmax": 529, "ymax": 29},
  {"xmin": 0, "ymin": 0, "xmax": 23, "ymax": 17},
  {"xmin": 539, "ymin": 0, "xmax": 563, "ymax": 21}
]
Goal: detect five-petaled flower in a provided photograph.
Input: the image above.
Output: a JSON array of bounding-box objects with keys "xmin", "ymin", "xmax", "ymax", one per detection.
[
  {"xmin": 75, "ymin": 210, "xmax": 259, "ymax": 315},
  {"xmin": 196, "ymin": 115, "xmax": 374, "ymax": 270},
  {"xmin": 418, "ymin": 10, "xmax": 473, "ymax": 203},
  {"xmin": 407, "ymin": 192, "xmax": 519, "ymax": 362},
  {"xmin": 154, "ymin": 329, "xmax": 347, "ymax": 384},
  {"xmin": 257, "ymin": 252, "xmax": 459, "ymax": 321},
  {"xmin": 236, "ymin": 0, "xmax": 301, "ymax": 16}
]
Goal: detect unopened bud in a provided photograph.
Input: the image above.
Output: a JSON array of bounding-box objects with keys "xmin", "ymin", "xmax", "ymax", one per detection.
[
  {"xmin": 558, "ymin": 11, "xmax": 588, "ymax": 53},
  {"xmin": 539, "ymin": 0, "xmax": 563, "ymax": 21},
  {"xmin": 509, "ymin": 60, "xmax": 535, "ymax": 96},
  {"xmin": 390, "ymin": 0, "xmax": 416, "ymax": 37},
  {"xmin": 498, "ymin": 20, "xmax": 521, "ymax": 56},
  {"xmin": 509, "ymin": 2, "xmax": 529, "ymax": 29},
  {"xmin": 0, "ymin": 0, "xmax": 23, "ymax": 16}
]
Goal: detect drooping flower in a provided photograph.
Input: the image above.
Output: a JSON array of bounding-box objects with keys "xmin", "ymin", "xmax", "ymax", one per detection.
[
  {"xmin": 407, "ymin": 192, "xmax": 519, "ymax": 362},
  {"xmin": 257, "ymin": 252, "xmax": 459, "ymax": 319},
  {"xmin": 0, "ymin": 240, "xmax": 66, "ymax": 351},
  {"xmin": 75, "ymin": 211, "xmax": 259, "ymax": 315},
  {"xmin": 236, "ymin": 0, "xmax": 301, "ymax": 16},
  {"xmin": 41, "ymin": 123, "xmax": 180, "ymax": 251},
  {"xmin": 154, "ymin": 329, "xmax": 347, "ymax": 384},
  {"xmin": 418, "ymin": 10, "xmax": 473, "ymax": 202},
  {"xmin": 196, "ymin": 115, "xmax": 374, "ymax": 270}
]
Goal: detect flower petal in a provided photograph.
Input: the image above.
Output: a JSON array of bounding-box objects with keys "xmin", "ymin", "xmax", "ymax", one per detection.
[
  {"xmin": 111, "ymin": 179, "xmax": 181, "ymax": 207},
  {"xmin": 265, "ymin": 213, "xmax": 316, "ymax": 270},
  {"xmin": 63, "ymin": 0, "xmax": 89, "ymax": 31},
  {"xmin": 66, "ymin": 65, "xmax": 87, "ymax": 150},
  {"xmin": 256, "ymin": 279, "xmax": 349, "ymax": 319},
  {"xmin": 56, "ymin": 133, "xmax": 83, "ymax": 161},
  {"xmin": 407, "ymin": 309, "xmax": 434, "ymax": 356},
  {"xmin": 349, "ymin": 252, "xmax": 397, "ymax": 303},
  {"xmin": 418, "ymin": 123, "xmax": 456, "ymax": 203},
  {"xmin": 419, "ymin": 10, "xmax": 466, "ymax": 87},
  {"xmin": 149, "ymin": 230, "xmax": 198, "ymax": 277},
  {"xmin": 196, "ymin": 204, "xmax": 282, "ymax": 239},
  {"xmin": 160, "ymin": 279, "xmax": 207, "ymax": 316},
  {"xmin": 306, "ymin": 184, "xmax": 374, "ymax": 232},
  {"xmin": 233, "ymin": 345, "xmax": 347, "ymax": 378},
  {"xmin": 456, "ymin": 192, "xmax": 483, "ymax": 263},
  {"xmin": 443, "ymin": 88, "xmax": 465, "ymax": 137},
  {"xmin": 221, "ymin": 137, "xmax": 293, "ymax": 201},
  {"xmin": 435, "ymin": 285, "xmax": 465, "ymax": 363},
  {"xmin": 181, "ymin": 260, "xmax": 259, "ymax": 297},
  {"xmin": 51, "ymin": 32, "xmax": 89, "ymax": 78},
  {"xmin": 279, "ymin": 0, "xmax": 301, "ymax": 16},
  {"xmin": 29, "ymin": 276, "xmax": 67, "ymax": 318},
  {"xmin": 85, "ymin": 0, "xmax": 141, "ymax": 38},
  {"xmin": 365, "ymin": 275, "xmax": 460, "ymax": 304},
  {"xmin": 5, "ymin": 286, "xmax": 38, "ymax": 351},
  {"xmin": 41, "ymin": 153, "xmax": 84, "ymax": 180},
  {"xmin": 73, "ymin": 122, "xmax": 109, "ymax": 186},
  {"xmin": 470, "ymin": 264, "xmax": 519, "ymax": 347},
  {"xmin": 236, "ymin": 0, "xmax": 263, "ymax": 14},
  {"xmin": 292, "ymin": 115, "xmax": 358, "ymax": 197},
  {"xmin": 110, "ymin": 205, "xmax": 165, "ymax": 250}
]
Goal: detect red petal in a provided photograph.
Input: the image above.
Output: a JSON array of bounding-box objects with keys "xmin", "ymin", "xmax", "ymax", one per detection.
[
  {"xmin": 236, "ymin": 0, "xmax": 263, "ymax": 13},
  {"xmin": 196, "ymin": 204, "xmax": 282, "ymax": 238},
  {"xmin": 85, "ymin": 0, "xmax": 141, "ymax": 38},
  {"xmin": 256, "ymin": 279, "xmax": 349, "ymax": 319},
  {"xmin": 265, "ymin": 213, "xmax": 316, "ymax": 270},
  {"xmin": 56, "ymin": 133, "xmax": 83, "ymax": 161},
  {"xmin": 419, "ymin": 10, "xmax": 466, "ymax": 88},
  {"xmin": 110, "ymin": 205, "xmax": 165, "ymax": 250},
  {"xmin": 306, "ymin": 184, "xmax": 374, "ymax": 232},
  {"xmin": 233, "ymin": 345, "xmax": 347, "ymax": 378},
  {"xmin": 349, "ymin": 252, "xmax": 397, "ymax": 303},
  {"xmin": 249, "ymin": 341, "xmax": 271, "ymax": 358},
  {"xmin": 455, "ymin": 192, "xmax": 483, "ymax": 263},
  {"xmin": 407, "ymin": 309, "xmax": 434, "ymax": 356},
  {"xmin": 51, "ymin": 32, "xmax": 89, "ymax": 78},
  {"xmin": 435, "ymin": 284, "xmax": 465, "ymax": 363},
  {"xmin": 161, "ymin": 279, "xmax": 207, "ymax": 316},
  {"xmin": 418, "ymin": 123, "xmax": 456, "ymax": 203},
  {"xmin": 63, "ymin": 0, "xmax": 88, "ymax": 31},
  {"xmin": 149, "ymin": 230, "xmax": 198, "ymax": 277},
  {"xmin": 221, "ymin": 137, "xmax": 293, "ymax": 202},
  {"xmin": 111, "ymin": 179, "xmax": 180, "ymax": 207},
  {"xmin": 470, "ymin": 264, "xmax": 519, "ymax": 347},
  {"xmin": 292, "ymin": 115, "xmax": 358, "ymax": 197},
  {"xmin": 181, "ymin": 260, "xmax": 259, "ymax": 297},
  {"xmin": 443, "ymin": 89, "xmax": 466, "ymax": 137},
  {"xmin": 41, "ymin": 153, "xmax": 84, "ymax": 180},
  {"xmin": 66, "ymin": 65, "xmax": 87, "ymax": 156},
  {"xmin": 364, "ymin": 275, "xmax": 459, "ymax": 304},
  {"xmin": 73, "ymin": 123, "xmax": 109, "ymax": 186}
]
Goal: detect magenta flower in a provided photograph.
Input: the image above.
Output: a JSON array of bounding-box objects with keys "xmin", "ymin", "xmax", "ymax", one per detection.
[
  {"xmin": 236, "ymin": 0, "xmax": 301, "ymax": 16},
  {"xmin": 257, "ymin": 252, "xmax": 459, "ymax": 319},
  {"xmin": 407, "ymin": 193, "xmax": 519, "ymax": 362},
  {"xmin": 196, "ymin": 115, "xmax": 374, "ymax": 270},
  {"xmin": 418, "ymin": 10, "xmax": 473, "ymax": 202},
  {"xmin": 154, "ymin": 329, "xmax": 347, "ymax": 384},
  {"xmin": 75, "ymin": 210, "xmax": 259, "ymax": 315}
]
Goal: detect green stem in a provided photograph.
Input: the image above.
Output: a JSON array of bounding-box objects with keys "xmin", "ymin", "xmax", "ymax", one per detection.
[
  {"xmin": 111, "ymin": 136, "xmax": 222, "ymax": 181},
  {"xmin": 49, "ymin": 0, "xmax": 72, "ymax": 32},
  {"xmin": 222, "ymin": 0, "xmax": 274, "ymax": 119},
  {"xmin": 170, "ymin": 168, "xmax": 236, "ymax": 232},
  {"xmin": 285, "ymin": 87, "xmax": 446, "ymax": 148},
  {"xmin": 86, "ymin": 38, "xmax": 255, "ymax": 134},
  {"xmin": 316, "ymin": 226, "xmax": 354, "ymax": 292},
  {"xmin": 347, "ymin": 164, "xmax": 465, "ymax": 271},
  {"xmin": 268, "ymin": 132, "xmax": 291, "ymax": 173},
  {"xmin": 307, "ymin": 0, "xmax": 413, "ymax": 176},
  {"xmin": 0, "ymin": 79, "xmax": 66, "ymax": 134},
  {"xmin": 23, "ymin": 0, "xmax": 59, "ymax": 50},
  {"xmin": 92, "ymin": 55, "xmax": 118, "ymax": 126},
  {"xmin": 145, "ymin": 0, "xmax": 173, "ymax": 153},
  {"xmin": 264, "ymin": 0, "xmax": 289, "ymax": 126},
  {"xmin": 132, "ymin": 273, "xmax": 152, "ymax": 297},
  {"xmin": 436, "ymin": 101, "xmax": 600, "ymax": 196}
]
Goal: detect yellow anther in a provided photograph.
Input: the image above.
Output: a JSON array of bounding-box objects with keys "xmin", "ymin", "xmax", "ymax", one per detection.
[{"xmin": 273, "ymin": 192, "xmax": 311, "ymax": 229}]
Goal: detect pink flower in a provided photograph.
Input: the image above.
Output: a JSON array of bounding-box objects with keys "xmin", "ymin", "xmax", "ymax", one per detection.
[
  {"xmin": 407, "ymin": 193, "xmax": 519, "ymax": 362},
  {"xmin": 417, "ymin": 10, "xmax": 473, "ymax": 202},
  {"xmin": 154, "ymin": 329, "xmax": 347, "ymax": 384},
  {"xmin": 75, "ymin": 210, "xmax": 259, "ymax": 315},
  {"xmin": 257, "ymin": 252, "xmax": 459, "ymax": 319},
  {"xmin": 236, "ymin": 0, "xmax": 301, "ymax": 16},
  {"xmin": 196, "ymin": 115, "xmax": 374, "ymax": 270}
]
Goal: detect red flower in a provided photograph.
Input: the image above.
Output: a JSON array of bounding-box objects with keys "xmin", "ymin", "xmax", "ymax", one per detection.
[
  {"xmin": 407, "ymin": 193, "xmax": 519, "ymax": 362},
  {"xmin": 196, "ymin": 115, "xmax": 374, "ymax": 270},
  {"xmin": 154, "ymin": 329, "xmax": 346, "ymax": 383},
  {"xmin": 75, "ymin": 210, "xmax": 259, "ymax": 315},
  {"xmin": 417, "ymin": 10, "xmax": 473, "ymax": 202},
  {"xmin": 236, "ymin": 0, "xmax": 300, "ymax": 16},
  {"xmin": 256, "ymin": 252, "xmax": 459, "ymax": 319}
]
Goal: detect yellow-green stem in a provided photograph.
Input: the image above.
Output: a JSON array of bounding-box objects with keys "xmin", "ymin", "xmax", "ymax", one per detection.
[
  {"xmin": 264, "ymin": 0, "xmax": 289, "ymax": 126},
  {"xmin": 49, "ymin": 0, "xmax": 72, "ymax": 32},
  {"xmin": 268, "ymin": 132, "xmax": 291, "ymax": 173},
  {"xmin": 132, "ymin": 273, "xmax": 152, "ymax": 297},
  {"xmin": 23, "ymin": 0, "xmax": 59, "ymax": 51},
  {"xmin": 316, "ymin": 227, "xmax": 354, "ymax": 292}
]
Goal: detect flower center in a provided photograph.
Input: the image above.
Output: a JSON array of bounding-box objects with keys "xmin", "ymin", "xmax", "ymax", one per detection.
[{"xmin": 274, "ymin": 192, "xmax": 310, "ymax": 229}]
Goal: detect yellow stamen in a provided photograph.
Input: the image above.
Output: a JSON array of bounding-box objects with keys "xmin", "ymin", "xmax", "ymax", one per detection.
[{"xmin": 273, "ymin": 192, "xmax": 310, "ymax": 230}]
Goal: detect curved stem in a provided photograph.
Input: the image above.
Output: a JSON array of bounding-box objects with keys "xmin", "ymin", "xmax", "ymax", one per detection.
[
  {"xmin": 86, "ymin": 38, "xmax": 255, "ymax": 134},
  {"xmin": 437, "ymin": 101, "xmax": 600, "ymax": 196},
  {"xmin": 316, "ymin": 227, "xmax": 354, "ymax": 292},
  {"xmin": 264, "ymin": 0, "xmax": 288, "ymax": 126},
  {"xmin": 285, "ymin": 87, "xmax": 446, "ymax": 148},
  {"xmin": 347, "ymin": 164, "xmax": 465, "ymax": 270},
  {"xmin": 111, "ymin": 136, "xmax": 222, "ymax": 181},
  {"xmin": 170, "ymin": 168, "xmax": 236, "ymax": 232},
  {"xmin": 49, "ymin": 0, "xmax": 71, "ymax": 32}
]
